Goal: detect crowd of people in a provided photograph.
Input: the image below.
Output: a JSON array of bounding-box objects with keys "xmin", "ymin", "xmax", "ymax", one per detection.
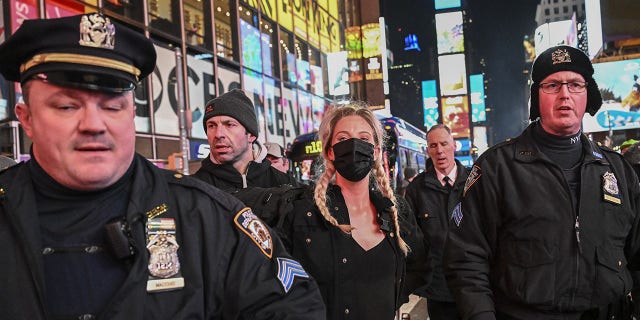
[{"xmin": 3, "ymin": 12, "xmax": 640, "ymax": 320}]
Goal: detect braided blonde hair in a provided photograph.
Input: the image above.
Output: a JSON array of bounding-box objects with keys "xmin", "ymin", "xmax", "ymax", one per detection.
[{"xmin": 313, "ymin": 102, "xmax": 409, "ymax": 255}]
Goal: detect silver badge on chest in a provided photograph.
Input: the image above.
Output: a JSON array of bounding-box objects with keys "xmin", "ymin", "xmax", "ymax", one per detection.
[
  {"xmin": 602, "ymin": 171, "xmax": 621, "ymax": 205},
  {"xmin": 147, "ymin": 230, "xmax": 180, "ymax": 278},
  {"xmin": 145, "ymin": 207, "xmax": 184, "ymax": 292}
]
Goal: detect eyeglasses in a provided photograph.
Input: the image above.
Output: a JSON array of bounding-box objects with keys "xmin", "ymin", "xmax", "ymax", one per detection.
[{"xmin": 539, "ymin": 81, "xmax": 587, "ymax": 94}]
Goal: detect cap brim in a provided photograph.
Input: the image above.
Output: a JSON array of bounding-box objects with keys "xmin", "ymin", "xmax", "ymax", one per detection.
[{"xmin": 22, "ymin": 57, "xmax": 138, "ymax": 93}]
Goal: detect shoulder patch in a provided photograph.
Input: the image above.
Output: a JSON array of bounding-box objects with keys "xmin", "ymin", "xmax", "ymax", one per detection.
[
  {"xmin": 276, "ymin": 257, "xmax": 310, "ymax": 293},
  {"xmin": 463, "ymin": 165, "xmax": 482, "ymax": 197},
  {"xmin": 234, "ymin": 207, "xmax": 273, "ymax": 258}
]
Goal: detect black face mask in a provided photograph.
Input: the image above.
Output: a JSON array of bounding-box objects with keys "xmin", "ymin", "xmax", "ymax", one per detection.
[{"xmin": 332, "ymin": 138, "xmax": 375, "ymax": 182}]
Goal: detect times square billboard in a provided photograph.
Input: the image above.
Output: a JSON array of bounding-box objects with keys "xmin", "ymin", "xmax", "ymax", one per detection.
[{"xmin": 582, "ymin": 58, "xmax": 640, "ymax": 133}]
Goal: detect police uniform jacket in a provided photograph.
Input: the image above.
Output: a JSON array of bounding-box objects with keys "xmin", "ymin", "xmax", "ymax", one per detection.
[
  {"xmin": 194, "ymin": 156, "xmax": 297, "ymax": 192},
  {"xmin": 282, "ymin": 184, "xmax": 429, "ymax": 319},
  {"xmin": 405, "ymin": 158, "xmax": 469, "ymax": 302},
  {"xmin": 444, "ymin": 122, "xmax": 640, "ymax": 320},
  {"xmin": 0, "ymin": 154, "xmax": 325, "ymax": 320}
]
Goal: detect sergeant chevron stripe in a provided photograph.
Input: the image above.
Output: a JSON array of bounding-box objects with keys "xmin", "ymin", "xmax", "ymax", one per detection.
[{"xmin": 276, "ymin": 257, "xmax": 310, "ymax": 293}]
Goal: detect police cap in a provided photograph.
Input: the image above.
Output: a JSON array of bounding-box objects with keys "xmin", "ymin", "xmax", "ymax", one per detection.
[{"xmin": 0, "ymin": 13, "xmax": 156, "ymax": 92}]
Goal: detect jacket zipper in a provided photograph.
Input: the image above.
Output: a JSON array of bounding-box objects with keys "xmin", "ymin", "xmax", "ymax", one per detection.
[{"xmin": 570, "ymin": 162, "xmax": 586, "ymax": 307}]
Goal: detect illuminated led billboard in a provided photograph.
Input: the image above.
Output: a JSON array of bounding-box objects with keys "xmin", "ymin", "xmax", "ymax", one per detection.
[
  {"xmin": 441, "ymin": 95, "xmax": 470, "ymax": 138},
  {"xmin": 361, "ymin": 23, "xmax": 384, "ymax": 81},
  {"xmin": 585, "ymin": 0, "xmax": 603, "ymax": 59},
  {"xmin": 422, "ymin": 80, "xmax": 440, "ymax": 129},
  {"xmin": 436, "ymin": 11, "xmax": 464, "ymax": 54},
  {"xmin": 286, "ymin": 53, "xmax": 296, "ymax": 83},
  {"xmin": 327, "ymin": 51, "xmax": 350, "ymax": 96},
  {"xmin": 534, "ymin": 20, "xmax": 576, "ymax": 55},
  {"xmin": 454, "ymin": 138, "xmax": 473, "ymax": 167},
  {"xmin": 473, "ymin": 126, "xmax": 489, "ymax": 157},
  {"xmin": 345, "ymin": 26, "xmax": 363, "ymax": 83},
  {"xmin": 438, "ymin": 54, "xmax": 467, "ymax": 96},
  {"xmin": 239, "ymin": 19, "xmax": 272, "ymax": 76},
  {"xmin": 345, "ymin": 26, "xmax": 363, "ymax": 59},
  {"xmin": 240, "ymin": 19, "xmax": 262, "ymax": 73},
  {"xmin": 296, "ymin": 59, "xmax": 310, "ymax": 90},
  {"xmin": 361, "ymin": 23, "xmax": 381, "ymax": 58},
  {"xmin": 310, "ymin": 65, "xmax": 324, "ymax": 96},
  {"xmin": 469, "ymin": 74, "xmax": 486, "ymax": 122},
  {"xmin": 582, "ymin": 58, "xmax": 640, "ymax": 132},
  {"xmin": 404, "ymin": 34, "xmax": 420, "ymax": 51},
  {"xmin": 312, "ymin": 95, "xmax": 326, "ymax": 131},
  {"xmin": 434, "ymin": 0, "xmax": 461, "ymax": 10}
]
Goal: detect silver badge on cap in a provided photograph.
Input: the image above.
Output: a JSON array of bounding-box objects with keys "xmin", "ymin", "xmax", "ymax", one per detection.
[
  {"xmin": 79, "ymin": 13, "xmax": 115, "ymax": 50},
  {"xmin": 551, "ymin": 48, "xmax": 571, "ymax": 65}
]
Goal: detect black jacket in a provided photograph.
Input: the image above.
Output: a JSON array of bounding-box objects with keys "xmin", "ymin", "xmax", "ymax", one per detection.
[
  {"xmin": 444, "ymin": 123, "xmax": 640, "ymax": 320},
  {"xmin": 193, "ymin": 157, "xmax": 297, "ymax": 192},
  {"xmin": 0, "ymin": 154, "xmax": 325, "ymax": 319},
  {"xmin": 280, "ymin": 184, "xmax": 429, "ymax": 319},
  {"xmin": 405, "ymin": 159, "xmax": 469, "ymax": 302}
]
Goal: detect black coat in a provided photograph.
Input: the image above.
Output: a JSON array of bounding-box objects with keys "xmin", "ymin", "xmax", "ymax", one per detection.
[
  {"xmin": 279, "ymin": 184, "xmax": 429, "ymax": 320},
  {"xmin": 405, "ymin": 159, "xmax": 469, "ymax": 302},
  {"xmin": 0, "ymin": 154, "xmax": 325, "ymax": 319},
  {"xmin": 444, "ymin": 123, "xmax": 640, "ymax": 320},
  {"xmin": 193, "ymin": 157, "xmax": 297, "ymax": 192}
]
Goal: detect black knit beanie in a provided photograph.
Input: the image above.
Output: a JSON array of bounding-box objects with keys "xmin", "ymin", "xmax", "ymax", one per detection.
[
  {"xmin": 529, "ymin": 45, "xmax": 602, "ymax": 120},
  {"xmin": 202, "ymin": 89, "xmax": 259, "ymax": 137}
]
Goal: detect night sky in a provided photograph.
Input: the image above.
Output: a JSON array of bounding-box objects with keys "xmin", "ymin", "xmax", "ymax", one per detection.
[{"xmin": 383, "ymin": 0, "xmax": 539, "ymax": 145}]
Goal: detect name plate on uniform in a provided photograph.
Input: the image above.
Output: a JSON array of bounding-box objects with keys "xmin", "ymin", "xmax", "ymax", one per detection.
[{"xmin": 146, "ymin": 277, "xmax": 185, "ymax": 292}]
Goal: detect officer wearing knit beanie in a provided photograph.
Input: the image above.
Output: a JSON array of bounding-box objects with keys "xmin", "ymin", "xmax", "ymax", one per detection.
[
  {"xmin": 529, "ymin": 45, "xmax": 602, "ymax": 120},
  {"xmin": 202, "ymin": 89, "xmax": 259, "ymax": 138}
]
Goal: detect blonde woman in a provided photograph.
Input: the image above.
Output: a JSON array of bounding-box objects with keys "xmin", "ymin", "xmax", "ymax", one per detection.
[{"xmin": 281, "ymin": 103, "xmax": 428, "ymax": 319}]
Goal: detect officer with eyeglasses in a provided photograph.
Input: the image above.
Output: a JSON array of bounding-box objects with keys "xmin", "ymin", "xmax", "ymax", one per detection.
[{"xmin": 444, "ymin": 44, "xmax": 640, "ymax": 320}]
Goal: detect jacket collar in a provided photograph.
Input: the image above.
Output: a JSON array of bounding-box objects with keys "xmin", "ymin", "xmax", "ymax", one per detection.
[
  {"xmin": 327, "ymin": 184, "xmax": 395, "ymax": 233},
  {"xmin": 514, "ymin": 122, "xmax": 607, "ymax": 165},
  {"xmin": 199, "ymin": 157, "xmax": 271, "ymax": 183},
  {"xmin": 423, "ymin": 159, "xmax": 467, "ymax": 187},
  {"xmin": 126, "ymin": 154, "xmax": 173, "ymax": 222}
]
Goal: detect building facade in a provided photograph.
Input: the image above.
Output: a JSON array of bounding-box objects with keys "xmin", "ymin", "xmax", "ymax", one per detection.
[
  {"xmin": 0, "ymin": 0, "xmax": 351, "ymax": 172},
  {"xmin": 535, "ymin": 0, "xmax": 585, "ymax": 24}
]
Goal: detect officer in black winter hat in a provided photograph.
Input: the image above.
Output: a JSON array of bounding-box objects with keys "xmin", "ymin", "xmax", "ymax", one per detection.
[
  {"xmin": 0, "ymin": 13, "xmax": 323, "ymax": 320},
  {"xmin": 529, "ymin": 45, "xmax": 603, "ymax": 120},
  {"xmin": 445, "ymin": 44, "xmax": 640, "ymax": 320},
  {"xmin": 194, "ymin": 89, "xmax": 298, "ymax": 191}
]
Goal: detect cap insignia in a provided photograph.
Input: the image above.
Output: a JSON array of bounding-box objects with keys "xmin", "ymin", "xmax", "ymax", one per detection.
[
  {"xmin": 551, "ymin": 48, "xmax": 571, "ymax": 65},
  {"xmin": 79, "ymin": 13, "xmax": 115, "ymax": 50}
]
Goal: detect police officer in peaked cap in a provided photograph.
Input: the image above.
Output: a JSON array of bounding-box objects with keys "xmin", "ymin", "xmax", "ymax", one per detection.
[{"xmin": 0, "ymin": 13, "xmax": 325, "ymax": 320}]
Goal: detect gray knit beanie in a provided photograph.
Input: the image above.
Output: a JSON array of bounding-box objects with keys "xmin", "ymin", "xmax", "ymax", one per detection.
[{"xmin": 202, "ymin": 89, "xmax": 259, "ymax": 137}]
